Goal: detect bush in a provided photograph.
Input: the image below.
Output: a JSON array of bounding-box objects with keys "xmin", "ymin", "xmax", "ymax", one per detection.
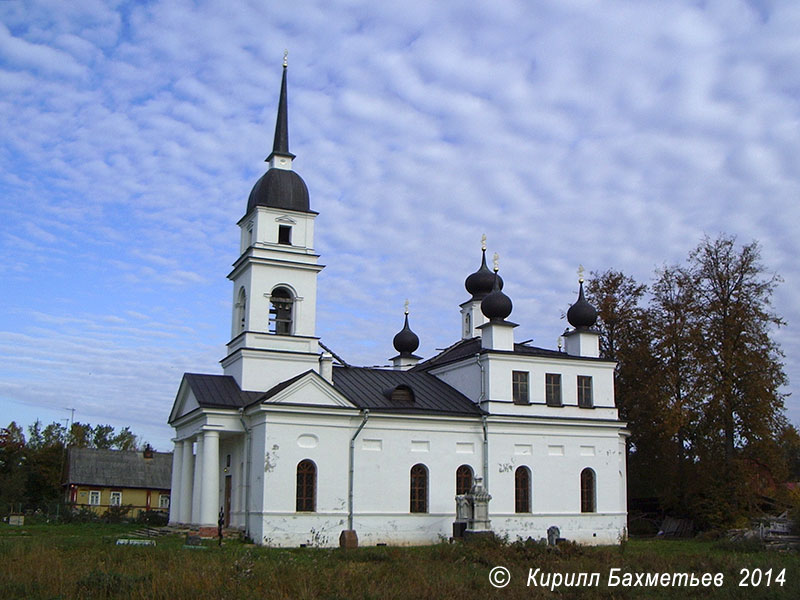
[
  {"xmin": 61, "ymin": 504, "xmax": 100, "ymax": 524},
  {"xmin": 137, "ymin": 510, "xmax": 168, "ymax": 526},
  {"xmin": 102, "ymin": 504, "xmax": 131, "ymax": 523}
]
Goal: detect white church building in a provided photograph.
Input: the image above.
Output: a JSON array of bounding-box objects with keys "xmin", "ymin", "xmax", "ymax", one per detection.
[{"xmin": 167, "ymin": 63, "xmax": 629, "ymax": 547}]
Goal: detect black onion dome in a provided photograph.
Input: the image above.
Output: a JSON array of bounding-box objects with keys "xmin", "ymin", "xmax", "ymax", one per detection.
[
  {"xmin": 481, "ymin": 273, "xmax": 512, "ymax": 321},
  {"xmin": 247, "ymin": 169, "xmax": 310, "ymax": 214},
  {"xmin": 567, "ymin": 281, "xmax": 597, "ymax": 329},
  {"xmin": 465, "ymin": 249, "xmax": 503, "ymax": 300},
  {"xmin": 393, "ymin": 314, "xmax": 420, "ymax": 357}
]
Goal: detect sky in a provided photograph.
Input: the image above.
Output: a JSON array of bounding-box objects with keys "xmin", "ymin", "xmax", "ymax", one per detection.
[{"xmin": 1, "ymin": 0, "xmax": 799, "ymax": 451}]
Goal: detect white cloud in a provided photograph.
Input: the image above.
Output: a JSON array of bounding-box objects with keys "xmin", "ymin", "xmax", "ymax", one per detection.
[{"xmin": 1, "ymin": 0, "xmax": 800, "ymax": 448}]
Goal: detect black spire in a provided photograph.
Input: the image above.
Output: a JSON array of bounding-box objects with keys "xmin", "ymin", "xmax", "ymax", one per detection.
[
  {"xmin": 247, "ymin": 55, "xmax": 311, "ymax": 215},
  {"xmin": 267, "ymin": 54, "xmax": 295, "ymax": 162}
]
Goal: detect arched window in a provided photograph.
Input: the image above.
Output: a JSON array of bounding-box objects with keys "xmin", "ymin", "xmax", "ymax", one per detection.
[
  {"xmin": 456, "ymin": 465, "xmax": 473, "ymax": 496},
  {"xmin": 410, "ymin": 464, "xmax": 428, "ymax": 513},
  {"xmin": 237, "ymin": 287, "xmax": 247, "ymax": 333},
  {"xmin": 580, "ymin": 468, "xmax": 596, "ymax": 513},
  {"xmin": 269, "ymin": 287, "xmax": 294, "ymax": 335},
  {"xmin": 515, "ymin": 466, "xmax": 531, "ymax": 513},
  {"xmin": 296, "ymin": 459, "xmax": 316, "ymax": 512}
]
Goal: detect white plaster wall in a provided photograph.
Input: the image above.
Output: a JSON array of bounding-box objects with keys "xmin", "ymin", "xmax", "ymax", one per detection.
[{"xmin": 238, "ymin": 408, "xmax": 627, "ymax": 547}]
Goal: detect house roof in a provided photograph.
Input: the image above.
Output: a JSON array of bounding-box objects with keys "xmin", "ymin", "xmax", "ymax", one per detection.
[
  {"xmin": 332, "ymin": 366, "xmax": 483, "ymax": 416},
  {"xmin": 65, "ymin": 448, "xmax": 172, "ymax": 490}
]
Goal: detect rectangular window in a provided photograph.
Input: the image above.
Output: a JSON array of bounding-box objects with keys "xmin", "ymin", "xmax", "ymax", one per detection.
[
  {"xmin": 278, "ymin": 224, "xmax": 292, "ymax": 245},
  {"xmin": 109, "ymin": 491, "xmax": 122, "ymax": 506},
  {"xmin": 577, "ymin": 376, "xmax": 593, "ymax": 408},
  {"xmin": 89, "ymin": 490, "xmax": 101, "ymax": 506},
  {"xmin": 545, "ymin": 373, "xmax": 562, "ymax": 406},
  {"xmin": 159, "ymin": 494, "xmax": 170, "ymax": 509},
  {"xmin": 512, "ymin": 371, "xmax": 530, "ymax": 405}
]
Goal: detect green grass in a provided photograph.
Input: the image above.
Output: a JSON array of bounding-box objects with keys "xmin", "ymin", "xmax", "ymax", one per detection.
[{"xmin": 1, "ymin": 524, "xmax": 798, "ymax": 599}]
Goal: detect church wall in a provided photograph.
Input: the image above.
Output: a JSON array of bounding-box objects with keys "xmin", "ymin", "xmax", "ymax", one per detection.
[{"xmin": 428, "ymin": 358, "xmax": 485, "ymax": 403}]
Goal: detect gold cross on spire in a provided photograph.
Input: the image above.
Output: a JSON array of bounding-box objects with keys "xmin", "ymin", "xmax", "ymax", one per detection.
[
  {"xmin": 578, "ymin": 264, "xmax": 585, "ymax": 283},
  {"xmin": 283, "ymin": 49, "xmax": 288, "ymax": 67},
  {"xmin": 493, "ymin": 252, "xmax": 499, "ymax": 272},
  {"xmin": 481, "ymin": 233, "xmax": 487, "ymax": 251},
  {"xmin": 404, "ymin": 299, "xmax": 409, "ymax": 315}
]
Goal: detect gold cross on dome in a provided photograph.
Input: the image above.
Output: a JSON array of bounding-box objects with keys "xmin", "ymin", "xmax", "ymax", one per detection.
[
  {"xmin": 404, "ymin": 299, "xmax": 409, "ymax": 315},
  {"xmin": 493, "ymin": 252, "xmax": 499, "ymax": 272},
  {"xmin": 481, "ymin": 233, "xmax": 487, "ymax": 251},
  {"xmin": 578, "ymin": 264, "xmax": 585, "ymax": 283}
]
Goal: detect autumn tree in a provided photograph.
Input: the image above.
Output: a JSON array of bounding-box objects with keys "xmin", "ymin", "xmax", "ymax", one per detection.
[{"xmin": 587, "ymin": 235, "xmax": 790, "ymax": 529}]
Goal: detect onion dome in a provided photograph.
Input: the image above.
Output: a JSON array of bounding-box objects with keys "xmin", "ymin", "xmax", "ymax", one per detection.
[
  {"xmin": 567, "ymin": 279, "xmax": 598, "ymax": 329},
  {"xmin": 465, "ymin": 248, "xmax": 504, "ymax": 300},
  {"xmin": 481, "ymin": 271, "xmax": 513, "ymax": 321},
  {"xmin": 393, "ymin": 306, "xmax": 420, "ymax": 357},
  {"xmin": 247, "ymin": 56, "xmax": 313, "ymax": 215}
]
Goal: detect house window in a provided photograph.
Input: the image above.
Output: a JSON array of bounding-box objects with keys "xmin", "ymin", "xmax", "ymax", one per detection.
[
  {"xmin": 545, "ymin": 373, "xmax": 562, "ymax": 406},
  {"xmin": 109, "ymin": 491, "xmax": 122, "ymax": 506},
  {"xmin": 89, "ymin": 490, "xmax": 101, "ymax": 506},
  {"xmin": 578, "ymin": 376, "xmax": 593, "ymax": 408},
  {"xmin": 269, "ymin": 287, "xmax": 294, "ymax": 335},
  {"xmin": 581, "ymin": 468, "xmax": 596, "ymax": 513},
  {"xmin": 456, "ymin": 465, "xmax": 473, "ymax": 496},
  {"xmin": 159, "ymin": 494, "xmax": 170, "ymax": 509},
  {"xmin": 515, "ymin": 467, "xmax": 531, "ymax": 513},
  {"xmin": 410, "ymin": 464, "xmax": 428, "ymax": 513},
  {"xmin": 296, "ymin": 459, "xmax": 316, "ymax": 512},
  {"xmin": 512, "ymin": 371, "xmax": 529, "ymax": 405},
  {"xmin": 278, "ymin": 224, "xmax": 292, "ymax": 245}
]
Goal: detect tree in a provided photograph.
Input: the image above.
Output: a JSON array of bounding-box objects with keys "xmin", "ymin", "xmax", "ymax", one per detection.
[
  {"xmin": 0, "ymin": 422, "xmax": 27, "ymax": 511},
  {"xmin": 587, "ymin": 235, "xmax": 791, "ymax": 528},
  {"xmin": 92, "ymin": 425, "xmax": 115, "ymax": 449},
  {"xmin": 112, "ymin": 427, "xmax": 139, "ymax": 451}
]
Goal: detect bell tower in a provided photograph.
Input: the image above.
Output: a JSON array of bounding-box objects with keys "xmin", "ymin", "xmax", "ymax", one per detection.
[{"xmin": 221, "ymin": 57, "xmax": 325, "ymax": 391}]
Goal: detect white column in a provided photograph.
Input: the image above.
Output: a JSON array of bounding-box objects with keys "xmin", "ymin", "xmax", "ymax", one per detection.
[
  {"xmin": 179, "ymin": 439, "xmax": 194, "ymax": 523},
  {"xmin": 191, "ymin": 435, "xmax": 203, "ymax": 523},
  {"xmin": 199, "ymin": 430, "xmax": 220, "ymax": 526},
  {"xmin": 168, "ymin": 440, "xmax": 183, "ymax": 525}
]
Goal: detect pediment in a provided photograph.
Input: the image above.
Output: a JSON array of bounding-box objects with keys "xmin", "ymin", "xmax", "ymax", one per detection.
[
  {"xmin": 169, "ymin": 378, "xmax": 200, "ymax": 423},
  {"xmin": 263, "ymin": 371, "xmax": 353, "ymax": 408}
]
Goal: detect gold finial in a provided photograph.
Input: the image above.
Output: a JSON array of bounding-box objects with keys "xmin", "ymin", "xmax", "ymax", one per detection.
[
  {"xmin": 404, "ymin": 299, "xmax": 409, "ymax": 315},
  {"xmin": 492, "ymin": 252, "xmax": 499, "ymax": 272},
  {"xmin": 283, "ymin": 50, "xmax": 288, "ymax": 68},
  {"xmin": 578, "ymin": 264, "xmax": 585, "ymax": 284},
  {"xmin": 481, "ymin": 233, "xmax": 487, "ymax": 252}
]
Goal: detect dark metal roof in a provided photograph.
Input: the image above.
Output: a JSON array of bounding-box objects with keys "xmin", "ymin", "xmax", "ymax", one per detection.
[
  {"xmin": 179, "ymin": 367, "xmax": 484, "ymax": 416},
  {"xmin": 332, "ymin": 366, "xmax": 483, "ymax": 416},
  {"xmin": 65, "ymin": 448, "xmax": 172, "ymax": 490},
  {"xmin": 413, "ymin": 337, "xmax": 613, "ymax": 371},
  {"xmin": 183, "ymin": 373, "xmax": 261, "ymax": 409},
  {"xmin": 247, "ymin": 168, "xmax": 311, "ymax": 214}
]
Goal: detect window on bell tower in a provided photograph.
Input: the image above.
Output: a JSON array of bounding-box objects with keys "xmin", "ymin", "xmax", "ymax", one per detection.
[
  {"xmin": 269, "ymin": 287, "xmax": 294, "ymax": 335},
  {"xmin": 278, "ymin": 224, "xmax": 292, "ymax": 245}
]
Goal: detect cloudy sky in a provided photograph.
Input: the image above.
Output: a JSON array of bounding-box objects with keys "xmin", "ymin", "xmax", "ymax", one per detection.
[{"xmin": 2, "ymin": 0, "xmax": 799, "ymax": 450}]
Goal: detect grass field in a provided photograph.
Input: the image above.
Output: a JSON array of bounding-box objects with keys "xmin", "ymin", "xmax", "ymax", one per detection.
[{"xmin": 1, "ymin": 523, "xmax": 798, "ymax": 599}]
